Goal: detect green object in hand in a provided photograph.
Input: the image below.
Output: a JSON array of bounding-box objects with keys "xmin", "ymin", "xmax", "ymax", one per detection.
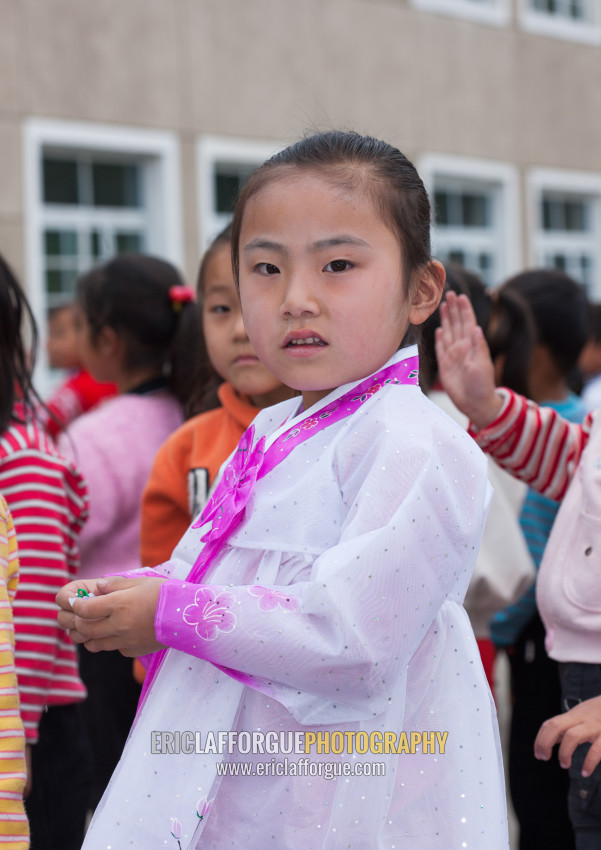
[{"xmin": 77, "ymin": 588, "xmax": 91, "ymax": 598}]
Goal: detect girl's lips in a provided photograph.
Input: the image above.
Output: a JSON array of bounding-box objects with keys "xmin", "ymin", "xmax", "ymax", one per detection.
[
  {"xmin": 282, "ymin": 337, "xmax": 329, "ymax": 359},
  {"xmin": 234, "ymin": 355, "xmax": 260, "ymax": 365},
  {"xmin": 282, "ymin": 331, "xmax": 327, "ymax": 348}
]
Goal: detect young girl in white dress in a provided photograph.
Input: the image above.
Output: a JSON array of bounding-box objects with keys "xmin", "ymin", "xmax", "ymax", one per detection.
[{"xmin": 57, "ymin": 131, "xmax": 509, "ymax": 849}]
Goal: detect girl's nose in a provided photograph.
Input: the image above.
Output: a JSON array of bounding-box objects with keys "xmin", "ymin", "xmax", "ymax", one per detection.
[
  {"xmin": 279, "ymin": 274, "xmax": 319, "ymax": 319},
  {"xmin": 232, "ymin": 309, "xmax": 249, "ymax": 341}
]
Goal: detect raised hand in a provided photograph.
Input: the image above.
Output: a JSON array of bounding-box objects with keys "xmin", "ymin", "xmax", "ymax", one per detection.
[{"xmin": 435, "ymin": 291, "xmax": 503, "ymax": 429}]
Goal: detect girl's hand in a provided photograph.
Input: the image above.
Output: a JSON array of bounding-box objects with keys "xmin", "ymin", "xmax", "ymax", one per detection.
[
  {"xmin": 56, "ymin": 576, "xmax": 167, "ymax": 657},
  {"xmin": 535, "ymin": 695, "xmax": 601, "ymax": 777},
  {"xmin": 435, "ymin": 291, "xmax": 503, "ymax": 430}
]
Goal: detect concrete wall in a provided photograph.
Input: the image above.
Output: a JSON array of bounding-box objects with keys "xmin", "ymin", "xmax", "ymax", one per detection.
[{"xmin": 1, "ymin": 0, "xmax": 600, "ymax": 283}]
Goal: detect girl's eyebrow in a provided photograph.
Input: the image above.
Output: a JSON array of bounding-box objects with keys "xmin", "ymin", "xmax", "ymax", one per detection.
[
  {"xmin": 312, "ymin": 235, "xmax": 370, "ymax": 251},
  {"xmin": 243, "ymin": 235, "xmax": 370, "ymax": 254},
  {"xmin": 244, "ymin": 239, "xmax": 286, "ymax": 254},
  {"xmin": 204, "ymin": 283, "xmax": 234, "ymax": 296}
]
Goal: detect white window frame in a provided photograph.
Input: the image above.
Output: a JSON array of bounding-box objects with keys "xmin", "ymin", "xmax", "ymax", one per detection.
[
  {"xmin": 24, "ymin": 118, "xmax": 183, "ymax": 393},
  {"xmin": 419, "ymin": 153, "xmax": 521, "ymax": 286},
  {"xmin": 411, "ymin": 0, "xmax": 511, "ymax": 27},
  {"xmin": 519, "ymin": 0, "xmax": 601, "ymax": 44},
  {"xmin": 528, "ymin": 168, "xmax": 601, "ymax": 298},
  {"xmin": 196, "ymin": 136, "xmax": 283, "ymax": 254}
]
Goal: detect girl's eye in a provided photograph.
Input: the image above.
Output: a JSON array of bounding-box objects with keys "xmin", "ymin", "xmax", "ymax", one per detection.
[
  {"xmin": 255, "ymin": 263, "xmax": 280, "ymax": 275},
  {"xmin": 324, "ymin": 259, "xmax": 353, "ymax": 273},
  {"xmin": 210, "ymin": 305, "xmax": 230, "ymax": 314}
]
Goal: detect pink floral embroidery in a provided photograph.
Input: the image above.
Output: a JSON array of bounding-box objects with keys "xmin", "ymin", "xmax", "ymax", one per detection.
[
  {"xmin": 300, "ymin": 417, "xmax": 318, "ymax": 430},
  {"xmin": 196, "ymin": 795, "xmax": 214, "ymax": 821},
  {"xmin": 183, "ymin": 587, "xmax": 237, "ymax": 640},
  {"xmin": 248, "ymin": 586, "xmax": 299, "ymax": 612},
  {"xmin": 366, "ymin": 383, "xmax": 381, "ymax": 395},
  {"xmin": 170, "ymin": 817, "xmax": 182, "ymax": 848},
  {"xmin": 192, "ymin": 426, "xmax": 265, "ymax": 546}
]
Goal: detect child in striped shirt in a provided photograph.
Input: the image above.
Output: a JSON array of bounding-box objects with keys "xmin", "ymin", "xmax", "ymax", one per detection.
[{"xmin": 0, "ymin": 253, "xmax": 89, "ymax": 850}]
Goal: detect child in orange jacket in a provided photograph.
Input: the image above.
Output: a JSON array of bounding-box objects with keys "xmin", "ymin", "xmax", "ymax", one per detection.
[{"xmin": 140, "ymin": 224, "xmax": 292, "ymax": 568}]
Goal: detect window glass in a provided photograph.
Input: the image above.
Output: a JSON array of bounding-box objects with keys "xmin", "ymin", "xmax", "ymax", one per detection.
[
  {"xmin": 92, "ymin": 162, "xmax": 142, "ymax": 208},
  {"xmin": 43, "ymin": 158, "xmax": 79, "ymax": 204},
  {"xmin": 537, "ymin": 190, "xmax": 597, "ymax": 291},
  {"xmin": 214, "ymin": 164, "xmax": 256, "ymax": 215},
  {"xmin": 531, "ymin": 0, "xmax": 588, "ymax": 19},
  {"xmin": 41, "ymin": 154, "xmax": 149, "ymax": 308},
  {"xmin": 433, "ymin": 183, "xmax": 499, "ymax": 286}
]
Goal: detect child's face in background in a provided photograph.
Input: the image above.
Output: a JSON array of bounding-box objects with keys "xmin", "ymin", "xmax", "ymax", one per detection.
[
  {"xmin": 72, "ymin": 304, "xmax": 114, "ymax": 383},
  {"xmin": 46, "ymin": 305, "xmax": 80, "ymax": 370},
  {"xmin": 201, "ymin": 243, "xmax": 290, "ymax": 408},
  {"xmin": 238, "ymin": 171, "xmax": 432, "ymax": 409}
]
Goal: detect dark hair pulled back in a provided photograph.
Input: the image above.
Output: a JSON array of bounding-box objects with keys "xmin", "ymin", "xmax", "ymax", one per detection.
[
  {"xmin": 231, "ymin": 131, "xmax": 433, "ymax": 290},
  {"xmin": 0, "ymin": 253, "xmax": 47, "ymax": 433},
  {"xmin": 501, "ymin": 268, "xmax": 589, "ymax": 377},
  {"xmin": 420, "ymin": 263, "xmax": 534, "ymax": 396},
  {"xmin": 77, "ymin": 254, "xmax": 198, "ymax": 414}
]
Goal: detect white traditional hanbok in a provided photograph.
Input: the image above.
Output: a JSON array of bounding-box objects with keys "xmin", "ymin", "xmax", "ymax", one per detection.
[{"xmin": 83, "ymin": 346, "xmax": 509, "ymax": 849}]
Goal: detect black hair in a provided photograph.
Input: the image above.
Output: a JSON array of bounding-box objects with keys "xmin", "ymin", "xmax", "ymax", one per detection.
[
  {"xmin": 502, "ymin": 269, "xmax": 589, "ymax": 376},
  {"xmin": 76, "ymin": 254, "xmax": 199, "ymax": 415},
  {"xmin": 230, "ymin": 130, "xmax": 435, "ymax": 346},
  {"xmin": 420, "ymin": 263, "xmax": 533, "ymax": 396},
  {"xmin": 0, "ymin": 254, "xmax": 46, "ymax": 432},
  {"xmin": 187, "ymin": 224, "xmax": 234, "ymax": 415}
]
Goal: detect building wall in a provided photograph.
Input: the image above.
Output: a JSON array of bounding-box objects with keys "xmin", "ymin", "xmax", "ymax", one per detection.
[{"xmin": 1, "ymin": 0, "xmax": 600, "ymax": 325}]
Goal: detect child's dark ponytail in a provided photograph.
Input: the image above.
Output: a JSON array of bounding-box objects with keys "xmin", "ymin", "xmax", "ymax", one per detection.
[
  {"xmin": 0, "ymin": 253, "xmax": 45, "ymax": 433},
  {"xmin": 419, "ymin": 263, "xmax": 534, "ymax": 397},
  {"xmin": 169, "ymin": 294, "xmax": 203, "ymax": 417},
  {"xmin": 77, "ymin": 254, "xmax": 199, "ymax": 415}
]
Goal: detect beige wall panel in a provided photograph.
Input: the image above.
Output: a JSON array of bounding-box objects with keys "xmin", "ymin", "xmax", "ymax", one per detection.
[
  {"xmin": 403, "ymin": 14, "xmax": 518, "ymax": 160},
  {"xmin": 0, "ymin": 0, "xmax": 25, "ymax": 112},
  {"xmin": 185, "ymin": 0, "xmax": 329, "ymax": 140},
  {"xmin": 0, "ymin": 224, "xmax": 25, "ymax": 285},
  {"xmin": 310, "ymin": 0, "xmax": 418, "ymax": 146},
  {"xmin": 0, "ymin": 120, "xmax": 22, "ymax": 218},
  {"xmin": 23, "ymin": 0, "xmax": 183, "ymax": 128},
  {"xmin": 513, "ymin": 36, "xmax": 601, "ymax": 170}
]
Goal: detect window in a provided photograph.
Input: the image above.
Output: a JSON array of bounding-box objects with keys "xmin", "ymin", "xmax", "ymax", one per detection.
[
  {"xmin": 420, "ymin": 155, "xmax": 520, "ymax": 288},
  {"xmin": 410, "ymin": 0, "xmax": 510, "ymax": 26},
  {"xmin": 24, "ymin": 119, "xmax": 182, "ymax": 391},
  {"xmin": 531, "ymin": 0, "xmax": 588, "ymax": 20},
  {"xmin": 529, "ymin": 169, "xmax": 601, "ymax": 296},
  {"xmin": 197, "ymin": 137, "xmax": 282, "ymax": 252},
  {"xmin": 520, "ymin": 0, "xmax": 600, "ymax": 42},
  {"xmin": 41, "ymin": 154, "xmax": 148, "ymax": 309}
]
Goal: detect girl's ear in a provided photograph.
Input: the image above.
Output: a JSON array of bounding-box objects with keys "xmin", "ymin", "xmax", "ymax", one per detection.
[
  {"xmin": 408, "ymin": 261, "xmax": 446, "ymax": 326},
  {"xmin": 96, "ymin": 325, "xmax": 121, "ymax": 358}
]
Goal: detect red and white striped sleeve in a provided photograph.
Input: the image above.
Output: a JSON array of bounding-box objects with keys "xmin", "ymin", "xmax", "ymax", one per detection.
[
  {"xmin": 469, "ymin": 388, "xmax": 592, "ymax": 502},
  {"xmin": 0, "ymin": 427, "xmax": 88, "ymax": 743}
]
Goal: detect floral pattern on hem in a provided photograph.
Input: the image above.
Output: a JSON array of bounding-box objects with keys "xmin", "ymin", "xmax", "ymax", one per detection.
[
  {"xmin": 197, "ymin": 795, "xmax": 213, "ymax": 821},
  {"xmin": 248, "ymin": 585, "xmax": 299, "ymax": 612},
  {"xmin": 183, "ymin": 587, "xmax": 237, "ymax": 641}
]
